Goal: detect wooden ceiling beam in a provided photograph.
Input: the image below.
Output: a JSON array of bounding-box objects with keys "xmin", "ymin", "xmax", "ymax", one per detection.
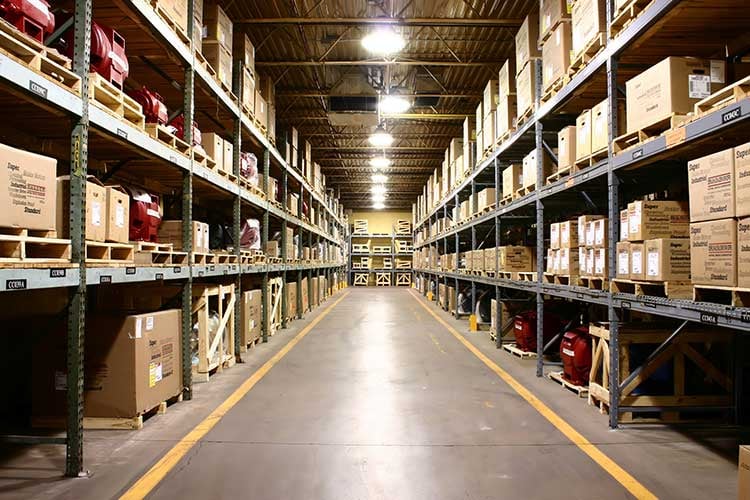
[
  {"xmin": 235, "ymin": 17, "xmax": 522, "ymax": 27},
  {"xmin": 256, "ymin": 59, "xmax": 503, "ymax": 67}
]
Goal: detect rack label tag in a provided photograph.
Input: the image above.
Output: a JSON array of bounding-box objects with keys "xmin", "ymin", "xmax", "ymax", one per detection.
[
  {"xmin": 29, "ymin": 81, "xmax": 47, "ymax": 98},
  {"xmin": 117, "ymin": 128, "xmax": 128, "ymax": 139},
  {"xmin": 49, "ymin": 268, "xmax": 66, "ymax": 278},
  {"xmin": 126, "ymin": 267, "xmax": 136, "ymax": 275},
  {"xmin": 99, "ymin": 275, "xmax": 112, "ymax": 284},
  {"xmin": 155, "ymin": 273, "xmax": 164, "ymax": 280},
  {"xmin": 6, "ymin": 279, "xmax": 26, "ymax": 290},
  {"xmin": 722, "ymin": 107, "xmax": 741, "ymax": 124},
  {"xmin": 632, "ymin": 149, "xmax": 643, "ymax": 160},
  {"xmin": 700, "ymin": 312, "xmax": 718, "ymax": 324}
]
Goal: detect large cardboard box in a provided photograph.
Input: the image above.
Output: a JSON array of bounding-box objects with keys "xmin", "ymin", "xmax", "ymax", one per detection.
[
  {"xmin": 286, "ymin": 227, "xmax": 294, "ymax": 259},
  {"xmin": 496, "ymin": 95, "xmax": 517, "ymax": 139},
  {"xmin": 628, "ymin": 200, "xmax": 690, "ymax": 241},
  {"xmin": 550, "ymin": 222, "xmax": 560, "ymax": 249},
  {"xmin": 515, "ymin": 11, "xmax": 540, "ymax": 74},
  {"xmin": 240, "ymin": 290, "xmax": 261, "ymax": 345},
  {"xmin": 522, "ymin": 148, "xmax": 554, "ymax": 189},
  {"xmin": 630, "ymin": 242, "xmax": 645, "ymax": 280},
  {"xmin": 202, "ymin": 132, "xmax": 224, "ymax": 166},
  {"xmin": 516, "ymin": 62, "xmax": 536, "ymax": 117},
  {"xmin": 223, "ymin": 139, "xmax": 233, "ymax": 173},
  {"xmin": 739, "ymin": 219, "xmax": 750, "ymax": 288},
  {"xmin": 233, "ymin": 34, "xmax": 255, "ymax": 75},
  {"xmin": 626, "ymin": 57, "xmax": 723, "ymax": 134},
  {"xmin": 542, "ymin": 21, "xmax": 572, "ymax": 91},
  {"xmin": 558, "ymin": 126, "xmax": 576, "ymax": 170},
  {"xmin": 591, "ymin": 98, "xmax": 609, "ymax": 153},
  {"xmin": 503, "ymin": 164, "xmax": 523, "ymax": 198},
  {"xmin": 255, "ymin": 91, "xmax": 268, "ymax": 129},
  {"xmin": 203, "ymin": 41, "xmax": 232, "ymax": 88},
  {"xmin": 739, "ymin": 445, "xmax": 750, "ymax": 500},
  {"xmin": 483, "ymin": 111, "xmax": 496, "ymax": 151},
  {"xmin": 498, "ymin": 246, "xmax": 535, "ymax": 271},
  {"xmin": 57, "ymin": 177, "xmax": 106, "ymax": 242},
  {"xmin": 159, "ymin": 0, "xmax": 188, "ymax": 34},
  {"xmin": 575, "ymin": 109, "xmax": 592, "ymax": 161},
  {"xmin": 484, "ymin": 247, "xmax": 496, "ymax": 273},
  {"xmin": 540, "ymin": 0, "xmax": 572, "ymax": 40},
  {"xmin": 159, "ymin": 220, "xmax": 208, "ymax": 253},
  {"xmin": 483, "ymin": 80, "xmax": 499, "ymax": 117},
  {"xmin": 476, "ymin": 188, "xmax": 496, "ymax": 212},
  {"xmin": 689, "ymin": 219, "xmax": 737, "ymax": 286},
  {"xmin": 0, "ymin": 143, "xmax": 57, "ymax": 231},
  {"xmin": 560, "ymin": 219, "xmax": 578, "ymax": 248},
  {"xmin": 498, "ymin": 59, "xmax": 516, "ymax": 96},
  {"xmin": 241, "ymin": 69, "xmax": 255, "ymax": 113},
  {"xmin": 616, "ymin": 241, "xmax": 630, "ymax": 279},
  {"xmin": 558, "ymin": 247, "xmax": 578, "ymax": 275},
  {"xmin": 620, "ymin": 209, "xmax": 629, "ymax": 241},
  {"xmin": 204, "ymin": 2, "xmax": 232, "ymax": 51},
  {"xmin": 579, "ymin": 247, "xmax": 590, "ymax": 276},
  {"xmin": 571, "ymin": 0, "xmax": 605, "ymax": 58},
  {"xmin": 688, "ymin": 148, "xmax": 735, "ymax": 222},
  {"xmin": 462, "ymin": 117, "xmax": 475, "ymax": 175},
  {"xmin": 644, "ymin": 238, "xmax": 691, "ymax": 281},
  {"xmin": 736, "ymin": 142, "xmax": 750, "ymax": 217},
  {"xmin": 578, "ymin": 214, "xmax": 604, "ymax": 244},
  {"xmin": 104, "ymin": 186, "xmax": 129, "ymax": 243},
  {"xmin": 594, "ymin": 248, "xmax": 608, "ymax": 277},
  {"xmin": 594, "ymin": 218, "xmax": 608, "ymax": 248}
]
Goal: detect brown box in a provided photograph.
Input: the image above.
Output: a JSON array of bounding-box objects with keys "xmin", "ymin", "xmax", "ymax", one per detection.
[
  {"xmin": 740, "ymin": 219, "xmax": 750, "ymax": 288},
  {"xmin": 483, "ymin": 80, "xmax": 499, "ymax": 117},
  {"xmin": 223, "ymin": 139, "xmax": 233, "ymax": 173},
  {"xmin": 515, "ymin": 11, "xmax": 540, "ymax": 74},
  {"xmin": 593, "ymin": 247, "xmax": 608, "ymax": 277},
  {"xmin": 503, "ymin": 164, "xmax": 523, "ymax": 198},
  {"xmin": 688, "ymin": 147, "xmax": 735, "ymax": 222},
  {"xmin": 630, "ymin": 243, "xmax": 645, "ymax": 280},
  {"xmin": 241, "ymin": 69, "xmax": 255, "ymax": 113},
  {"xmin": 450, "ymin": 138, "xmax": 463, "ymax": 164},
  {"xmin": 522, "ymin": 148, "xmax": 554, "ymax": 189},
  {"xmin": 484, "ymin": 247, "xmax": 497, "ymax": 273},
  {"xmin": 202, "ymin": 133, "xmax": 224, "ymax": 166},
  {"xmin": 0, "ymin": 143, "xmax": 56, "ymax": 231},
  {"xmin": 578, "ymin": 215, "xmax": 604, "ymax": 244},
  {"xmin": 739, "ymin": 445, "xmax": 750, "ymax": 500},
  {"xmin": 287, "ymin": 193, "xmax": 299, "ymax": 216},
  {"xmin": 240, "ymin": 289, "xmax": 261, "ymax": 345},
  {"xmin": 158, "ymin": 220, "xmax": 206, "ymax": 252},
  {"xmin": 616, "ymin": 241, "xmax": 630, "ymax": 279},
  {"xmin": 104, "ymin": 186, "xmax": 129, "ymax": 243},
  {"xmin": 558, "ymin": 126, "xmax": 576, "ymax": 170},
  {"xmin": 204, "ymin": 2, "xmax": 232, "ymax": 51},
  {"xmin": 644, "ymin": 238, "xmax": 691, "ymax": 281},
  {"xmin": 560, "ymin": 220, "xmax": 578, "ymax": 248},
  {"xmin": 255, "ymin": 90, "xmax": 268, "ymax": 129},
  {"xmin": 590, "ymin": 98, "xmax": 609, "ymax": 154},
  {"xmin": 594, "ymin": 218, "xmax": 608, "ymax": 248},
  {"xmin": 498, "ymin": 59, "xmax": 516, "ymax": 96},
  {"xmin": 628, "ymin": 200, "xmax": 689, "ymax": 241},
  {"xmin": 571, "ymin": 0, "xmax": 605, "ymax": 58},
  {"xmin": 542, "ymin": 21, "xmax": 572, "ymax": 91},
  {"xmin": 233, "ymin": 34, "xmax": 255, "ymax": 74},
  {"xmin": 690, "ymin": 219, "xmax": 737, "ymax": 286},
  {"xmin": 550, "ymin": 222, "xmax": 560, "ymax": 249},
  {"xmin": 546, "ymin": 248, "xmax": 556, "ymax": 273},
  {"xmin": 498, "ymin": 246, "xmax": 535, "ymax": 271},
  {"xmin": 579, "ymin": 247, "xmax": 590, "ymax": 276},
  {"xmin": 286, "ymin": 227, "xmax": 294, "ymax": 259},
  {"xmin": 516, "ymin": 62, "xmax": 537, "ymax": 116},
  {"xmin": 496, "ymin": 95, "xmax": 517, "ymax": 139},
  {"xmin": 735, "ymin": 142, "xmax": 750, "ymax": 217},
  {"xmin": 483, "ymin": 111, "xmax": 496, "ymax": 150},
  {"xmin": 540, "ymin": 0, "xmax": 572, "ymax": 40},
  {"xmin": 265, "ymin": 240, "xmax": 279, "ymax": 257},
  {"xmin": 57, "ymin": 177, "xmax": 106, "ymax": 242},
  {"xmin": 575, "ymin": 109, "xmax": 592, "ymax": 161},
  {"xmin": 159, "ymin": 0, "xmax": 188, "ymax": 34},
  {"xmin": 203, "ymin": 41, "xmax": 232, "ymax": 88},
  {"xmin": 620, "ymin": 209, "xmax": 629, "ymax": 241},
  {"xmin": 585, "ymin": 220, "xmax": 596, "ymax": 247},
  {"xmin": 558, "ymin": 247, "xmax": 578, "ymax": 275},
  {"xmin": 626, "ymin": 57, "xmax": 723, "ymax": 134},
  {"xmin": 476, "ymin": 188, "xmax": 496, "ymax": 212}
]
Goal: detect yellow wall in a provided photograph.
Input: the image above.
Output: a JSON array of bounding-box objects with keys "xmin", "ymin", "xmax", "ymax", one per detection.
[{"xmin": 351, "ymin": 210, "xmax": 411, "ymax": 234}]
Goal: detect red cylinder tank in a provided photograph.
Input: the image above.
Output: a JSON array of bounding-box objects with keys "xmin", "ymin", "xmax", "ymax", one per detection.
[{"xmin": 560, "ymin": 326, "xmax": 592, "ymax": 386}]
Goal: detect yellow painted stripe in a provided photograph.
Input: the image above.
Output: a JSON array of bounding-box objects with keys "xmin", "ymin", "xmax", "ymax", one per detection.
[
  {"xmin": 120, "ymin": 291, "xmax": 350, "ymax": 500},
  {"xmin": 409, "ymin": 291, "xmax": 657, "ymax": 500}
]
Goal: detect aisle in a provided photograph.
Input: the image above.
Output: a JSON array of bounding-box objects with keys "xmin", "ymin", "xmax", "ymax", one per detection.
[{"xmin": 139, "ymin": 288, "xmax": 635, "ymax": 499}]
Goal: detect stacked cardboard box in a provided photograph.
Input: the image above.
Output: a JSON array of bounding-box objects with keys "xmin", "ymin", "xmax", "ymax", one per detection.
[
  {"xmin": 548, "ymin": 218, "xmax": 580, "ymax": 276},
  {"xmin": 522, "ymin": 148, "xmax": 555, "ymax": 189},
  {"xmin": 541, "ymin": 19, "xmax": 572, "ymax": 92},
  {"xmin": 158, "ymin": 220, "xmax": 210, "ymax": 253},
  {"xmin": 502, "ymin": 164, "xmax": 523, "ymax": 199},
  {"xmin": 573, "ymin": 215, "xmax": 606, "ymax": 278},
  {"xmin": 235, "ymin": 34, "xmax": 256, "ymax": 114},
  {"xmin": 571, "ymin": 0, "xmax": 605, "ymax": 61},
  {"xmin": 203, "ymin": 2, "xmax": 233, "ymax": 89},
  {"xmin": 462, "ymin": 118, "xmax": 475, "ymax": 179},
  {"xmin": 496, "ymin": 59, "xmax": 517, "ymax": 141}
]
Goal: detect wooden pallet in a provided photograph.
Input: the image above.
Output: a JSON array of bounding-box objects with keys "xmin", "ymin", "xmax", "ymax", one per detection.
[
  {"xmin": 575, "ymin": 147, "xmax": 608, "ymax": 169},
  {"xmin": 517, "ymin": 271, "xmax": 537, "ymax": 282},
  {"xmin": 85, "ymin": 241, "xmax": 135, "ymax": 264},
  {"xmin": 191, "ymin": 146, "xmax": 214, "ymax": 169},
  {"xmin": 610, "ymin": 0, "xmax": 655, "ymax": 39},
  {"xmin": 611, "ymin": 279, "xmax": 692, "ymax": 300},
  {"xmin": 502, "ymin": 343, "xmax": 537, "ymax": 359},
  {"xmin": 268, "ymin": 256, "xmax": 282, "ymax": 264},
  {"xmin": 89, "ymin": 73, "xmax": 145, "ymax": 129},
  {"xmin": 500, "ymin": 193, "xmax": 514, "ymax": 205},
  {"xmin": 134, "ymin": 250, "xmax": 189, "ymax": 266},
  {"xmin": 693, "ymin": 285, "xmax": 750, "ymax": 307},
  {"xmin": 0, "ymin": 228, "xmax": 71, "ymax": 265},
  {"xmin": 495, "ymin": 128, "xmax": 514, "ymax": 148},
  {"xmin": 613, "ymin": 114, "xmax": 688, "ymax": 155},
  {"xmin": 214, "ymin": 252, "xmax": 239, "ymax": 264},
  {"xmin": 516, "ymin": 105, "xmax": 535, "ymax": 127},
  {"xmin": 514, "ymin": 184, "xmax": 535, "ymax": 198},
  {"xmin": 132, "ymin": 241, "xmax": 174, "ymax": 252},
  {"xmin": 151, "ymin": 0, "xmax": 191, "ymax": 46},
  {"xmin": 240, "ymin": 178, "xmax": 266, "ymax": 200},
  {"xmin": 546, "ymin": 165, "xmax": 575, "ymax": 185},
  {"xmin": 547, "ymin": 370, "xmax": 589, "ymax": 398},
  {"xmin": 568, "ymin": 33, "xmax": 607, "ymax": 75},
  {"xmin": 540, "ymin": 75, "xmax": 568, "ymax": 104},
  {"xmin": 194, "ymin": 49, "xmax": 216, "ymax": 77},
  {"xmin": 191, "ymin": 251, "xmax": 217, "ymax": 264},
  {"xmin": 578, "ymin": 276, "xmax": 608, "ymax": 290},
  {"xmin": 145, "ymin": 123, "xmax": 190, "ymax": 154},
  {"xmin": 496, "ymin": 271, "xmax": 521, "ymax": 280},
  {"xmin": 0, "ymin": 19, "xmax": 81, "ymax": 93},
  {"xmin": 694, "ymin": 74, "xmax": 750, "ymax": 115}
]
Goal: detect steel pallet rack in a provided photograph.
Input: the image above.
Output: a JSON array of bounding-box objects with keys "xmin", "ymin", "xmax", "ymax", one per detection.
[
  {"xmin": 0, "ymin": 0, "xmax": 346, "ymax": 476},
  {"xmin": 347, "ymin": 232, "xmax": 413, "ymax": 285},
  {"xmin": 414, "ymin": 0, "xmax": 750, "ymax": 429}
]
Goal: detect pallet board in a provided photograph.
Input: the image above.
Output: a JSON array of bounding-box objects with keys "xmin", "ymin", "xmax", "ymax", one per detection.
[
  {"xmin": 693, "ymin": 285, "xmax": 750, "ymax": 307},
  {"xmin": 85, "ymin": 241, "xmax": 135, "ymax": 264},
  {"xmin": 0, "ymin": 229, "xmax": 71, "ymax": 264},
  {"xmin": 547, "ymin": 370, "xmax": 589, "ymax": 398},
  {"xmin": 611, "ymin": 279, "xmax": 692, "ymax": 300},
  {"xmin": 502, "ymin": 343, "xmax": 537, "ymax": 359}
]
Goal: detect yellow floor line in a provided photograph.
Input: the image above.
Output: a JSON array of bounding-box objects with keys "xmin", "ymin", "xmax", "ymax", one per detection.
[
  {"xmin": 120, "ymin": 291, "xmax": 350, "ymax": 500},
  {"xmin": 409, "ymin": 291, "xmax": 657, "ymax": 500}
]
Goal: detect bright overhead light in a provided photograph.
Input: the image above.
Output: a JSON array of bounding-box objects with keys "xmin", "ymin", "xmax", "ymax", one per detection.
[
  {"xmin": 371, "ymin": 193, "xmax": 386, "ymax": 203},
  {"xmin": 372, "ymin": 202, "xmax": 386, "ymax": 210},
  {"xmin": 379, "ymin": 94, "xmax": 411, "ymax": 114},
  {"xmin": 371, "ymin": 184, "xmax": 387, "ymax": 195},
  {"xmin": 368, "ymin": 125, "xmax": 393, "ymax": 147},
  {"xmin": 372, "ymin": 173, "xmax": 388, "ymax": 183},
  {"xmin": 370, "ymin": 156, "xmax": 391, "ymax": 168},
  {"xmin": 361, "ymin": 27, "xmax": 406, "ymax": 56}
]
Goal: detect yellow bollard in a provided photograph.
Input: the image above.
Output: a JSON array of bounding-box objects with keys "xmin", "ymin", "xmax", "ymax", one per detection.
[
  {"xmin": 427, "ymin": 291, "xmax": 434, "ymax": 301},
  {"xmin": 469, "ymin": 314, "xmax": 478, "ymax": 332}
]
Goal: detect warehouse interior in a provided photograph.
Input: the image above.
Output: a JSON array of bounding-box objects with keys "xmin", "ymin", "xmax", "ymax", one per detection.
[{"xmin": 2, "ymin": 0, "xmax": 750, "ymax": 498}]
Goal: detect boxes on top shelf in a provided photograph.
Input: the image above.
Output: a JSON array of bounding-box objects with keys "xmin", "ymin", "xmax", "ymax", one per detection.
[
  {"xmin": 516, "ymin": 62, "xmax": 537, "ymax": 118},
  {"xmin": 204, "ymin": 2, "xmax": 233, "ymax": 51},
  {"xmin": 541, "ymin": 20, "xmax": 572, "ymax": 92},
  {"xmin": 0, "ymin": 143, "xmax": 57, "ymax": 231},
  {"xmin": 158, "ymin": 0, "xmax": 189, "ymax": 34},
  {"xmin": 241, "ymin": 69, "xmax": 255, "ymax": 113},
  {"xmin": 483, "ymin": 80, "xmax": 499, "ymax": 117},
  {"xmin": 496, "ymin": 94, "xmax": 517, "ymax": 140},
  {"xmin": 234, "ymin": 33, "xmax": 255, "ymax": 75},
  {"xmin": 498, "ymin": 59, "xmax": 516, "ymax": 96},
  {"xmin": 571, "ymin": 0, "xmax": 605, "ymax": 59},
  {"xmin": 193, "ymin": 0, "xmax": 204, "ymax": 50},
  {"xmin": 540, "ymin": 0, "xmax": 572, "ymax": 41},
  {"xmin": 202, "ymin": 41, "xmax": 232, "ymax": 88},
  {"xmin": 691, "ymin": 218, "xmax": 737, "ymax": 287},
  {"xmin": 515, "ymin": 10, "xmax": 541, "ymax": 74}
]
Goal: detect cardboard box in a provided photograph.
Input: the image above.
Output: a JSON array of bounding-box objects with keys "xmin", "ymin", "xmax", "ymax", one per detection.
[
  {"xmin": 739, "ymin": 219, "xmax": 750, "ymax": 288},
  {"xmin": 498, "ymin": 59, "xmax": 516, "ymax": 96},
  {"xmin": 255, "ymin": 91, "xmax": 268, "ymax": 129},
  {"xmin": 626, "ymin": 57, "xmax": 723, "ymax": 134},
  {"xmin": 450, "ymin": 138, "xmax": 463, "ymax": 164},
  {"xmin": 515, "ymin": 11, "xmax": 541, "ymax": 74},
  {"xmin": 571, "ymin": 0, "xmax": 605, "ymax": 58},
  {"xmin": 644, "ymin": 238, "xmax": 690, "ymax": 281},
  {"xmin": 522, "ymin": 148, "xmax": 555, "ymax": 189},
  {"xmin": 594, "ymin": 247, "xmax": 608, "ymax": 277},
  {"xmin": 546, "ymin": 248, "xmax": 556, "ymax": 273},
  {"xmin": 496, "ymin": 95, "xmax": 517, "ymax": 139},
  {"xmin": 739, "ymin": 446, "xmax": 750, "ymax": 500},
  {"xmin": 286, "ymin": 227, "xmax": 294, "ymax": 259},
  {"xmin": 234, "ymin": 34, "xmax": 255, "ymax": 75},
  {"xmin": 628, "ymin": 200, "xmax": 690, "ymax": 241},
  {"xmin": 288, "ymin": 193, "xmax": 299, "ymax": 216},
  {"xmin": 688, "ymin": 147, "xmax": 735, "ymax": 222},
  {"xmin": 550, "ymin": 222, "xmax": 560, "ymax": 249},
  {"xmin": 620, "ymin": 209, "xmax": 629, "ymax": 241},
  {"xmin": 202, "ymin": 133, "xmax": 223, "ymax": 166},
  {"xmin": 104, "ymin": 186, "xmax": 129, "ymax": 243},
  {"xmin": 558, "ymin": 247, "xmax": 578, "ymax": 275},
  {"xmin": 578, "ymin": 215, "xmax": 604, "ymax": 244},
  {"xmin": 575, "ymin": 109, "xmax": 592, "ymax": 161},
  {"xmin": 579, "ymin": 247, "xmax": 589, "ymax": 276},
  {"xmin": 204, "ymin": 2, "xmax": 232, "ymax": 51},
  {"xmin": 616, "ymin": 241, "xmax": 630, "ymax": 279},
  {"xmin": 483, "ymin": 111, "xmax": 496, "ymax": 151},
  {"xmin": 585, "ymin": 247, "xmax": 595, "ymax": 276},
  {"xmin": 57, "ymin": 177, "xmax": 106, "ymax": 242},
  {"xmin": 483, "ymin": 80, "xmax": 499, "ymax": 116},
  {"xmin": 241, "ymin": 69, "xmax": 255, "ymax": 114},
  {"xmin": 630, "ymin": 242, "xmax": 645, "ymax": 280},
  {"xmin": 499, "ymin": 246, "xmax": 535, "ymax": 272},
  {"xmin": 476, "ymin": 188, "xmax": 496, "ymax": 212},
  {"xmin": 516, "ymin": 62, "xmax": 536, "ymax": 116},
  {"xmin": 736, "ymin": 142, "xmax": 750, "ymax": 218},
  {"xmin": 503, "ymin": 164, "xmax": 523, "ymax": 198},
  {"xmin": 690, "ymin": 219, "xmax": 737, "ymax": 286},
  {"xmin": 202, "ymin": 41, "xmax": 232, "ymax": 88},
  {"xmin": 223, "ymin": 139, "xmax": 233, "ymax": 173},
  {"xmin": 0, "ymin": 143, "xmax": 57, "ymax": 231},
  {"xmin": 540, "ymin": 0, "xmax": 572, "ymax": 39},
  {"xmin": 484, "ymin": 247, "xmax": 497, "ymax": 273},
  {"xmin": 159, "ymin": 0, "xmax": 188, "ymax": 34},
  {"xmin": 158, "ymin": 220, "xmax": 207, "ymax": 252},
  {"xmin": 265, "ymin": 240, "xmax": 279, "ymax": 257},
  {"xmin": 542, "ymin": 21, "xmax": 572, "ymax": 91},
  {"xmin": 594, "ymin": 218, "xmax": 608, "ymax": 247},
  {"xmin": 585, "ymin": 220, "xmax": 596, "ymax": 247},
  {"xmin": 558, "ymin": 126, "xmax": 576, "ymax": 170},
  {"xmin": 590, "ymin": 98, "xmax": 609, "ymax": 154},
  {"xmin": 560, "ymin": 220, "xmax": 578, "ymax": 248}
]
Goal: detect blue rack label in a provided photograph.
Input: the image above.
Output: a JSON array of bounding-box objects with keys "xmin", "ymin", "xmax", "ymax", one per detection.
[
  {"xmin": 99, "ymin": 275, "xmax": 112, "ymax": 284},
  {"xmin": 6, "ymin": 279, "xmax": 26, "ymax": 290},
  {"xmin": 49, "ymin": 268, "xmax": 66, "ymax": 278},
  {"xmin": 29, "ymin": 81, "xmax": 47, "ymax": 98},
  {"xmin": 632, "ymin": 149, "xmax": 644, "ymax": 160},
  {"xmin": 155, "ymin": 273, "xmax": 164, "ymax": 280},
  {"xmin": 126, "ymin": 267, "xmax": 136, "ymax": 275},
  {"xmin": 116, "ymin": 128, "xmax": 128, "ymax": 139},
  {"xmin": 700, "ymin": 312, "xmax": 718, "ymax": 324},
  {"xmin": 722, "ymin": 107, "xmax": 741, "ymax": 124}
]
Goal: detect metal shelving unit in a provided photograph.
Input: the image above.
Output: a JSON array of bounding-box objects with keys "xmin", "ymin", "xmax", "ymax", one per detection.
[
  {"xmin": 347, "ymin": 232, "xmax": 413, "ymax": 285},
  {"xmin": 413, "ymin": 0, "xmax": 750, "ymax": 429},
  {"xmin": 0, "ymin": 0, "xmax": 346, "ymax": 476}
]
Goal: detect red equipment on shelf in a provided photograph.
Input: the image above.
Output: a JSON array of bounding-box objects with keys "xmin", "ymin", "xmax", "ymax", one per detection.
[
  {"xmin": 0, "ymin": 0, "xmax": 54, "ymax": 42},
  {"xmin": 126, "ymin": 188, "xmax": 161, "ymax": 242},
  {"xmin": 560, "ymin": 326, "xmax": 592, "ymax": 386},
  {"xmin": 59, "ymin": 21, "xmax": 129, "ymax": 89},
  {"xmin": 240, "ymin": 152, "xmax": 258, "ymax": 184},
  {"xmin": 240, "ymin": 218, "xmax": 260, "ymax": 249},
  {"xmin": 168, "ymin": 114, "xmax": 202, "ymax": 146},
  {"xmin": 513, "ymin": 311, "xmax": 564, "ymax": 353},
  {"xmin": 129, "ymin": 86, "xmax": 168, "ymax": 125}
]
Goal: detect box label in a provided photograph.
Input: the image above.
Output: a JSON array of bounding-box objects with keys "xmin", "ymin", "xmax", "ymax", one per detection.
[
  {"xmin": 618, "ymin": 252, "xmax": 629, "ymax": 274},
  {"xmin": 632, "ymin": 250, "xmax": 642, "ymax": 274},
  {"xmin": 115, "ymin": 205, "xmax": 125, "ymax": 227},
  {"xmin": 149, "ymin": 362, "xmax": 163, "ymax": 387},
  {"xmin": 646, "ymin": 250, "xmax": 659, "ymax": 277},
  {"xmin": 146, "ymin": 316, "xmax": 154, "ymax": 331},
  {"xmin": 688, "ymin": 74, "xmax": 711, "ymax": 99},
  {"xmin": 91, "ymin": 201, "xmax": 102, "ymax": 226},
  {"xmin": 134, "ymin": 317, "xmax": 142, "ymax": 339}
]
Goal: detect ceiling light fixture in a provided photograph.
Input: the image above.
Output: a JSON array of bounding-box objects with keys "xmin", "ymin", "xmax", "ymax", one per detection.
[
  {"xmin": 361, "ymin": 27, "xmax": 406, "ymax": 56},
  {"xmin": 372, "ymin": 173, "xmax": 388, "ymax": 183},
  {"xmin": 370, "ymin": 156, "xmax": 392, "ymax": 168},
  {"xmin": 368, "ymin": 124, "xmax": 394, "ymax": 147},
  {"xmin": 371, "ymin": 184, "xmax": 387, "ymax": 195},
  {"xmin": 371, "ymin": 193, "xmax": 386, "ymax": 203},
  {"xmin": 372, "ymin": 202, "xmax": 386, "ymax": 210},
  {"xmin": 379, "ymin": 94, "xmax": 411, "ymax": 114}
]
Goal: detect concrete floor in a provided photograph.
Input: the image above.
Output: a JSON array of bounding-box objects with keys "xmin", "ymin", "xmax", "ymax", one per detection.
[{"xmin": 0, "ymin": 288, "xmax": 743, "ymax": 499}]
